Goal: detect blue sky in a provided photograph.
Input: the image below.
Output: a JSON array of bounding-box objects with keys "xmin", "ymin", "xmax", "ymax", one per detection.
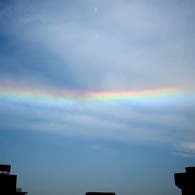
[{"xmin": 0, "ymin": 0, "xmax": 195, "ymax": 195}]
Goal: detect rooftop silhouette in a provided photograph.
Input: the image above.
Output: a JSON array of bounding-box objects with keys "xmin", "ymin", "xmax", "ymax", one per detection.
[
  {"xmin": 1, "ymin": 164, "xmax": 194, "ymax": 195},
  {"xmin": 0, "ymin": 164, "xmax": 27, "ymax": 195},
  {"xmin": 174, "ymin": 167, "xmax": 195, "ymax": 195},
  {"xmin": 86, "ymin": 192, "xmax": 115, "ymax": 195}
]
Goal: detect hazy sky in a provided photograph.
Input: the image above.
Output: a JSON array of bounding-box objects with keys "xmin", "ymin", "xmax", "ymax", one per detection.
[{"xmin": 0, "ymin": 0, "xmax": 195, "ymax": 195}]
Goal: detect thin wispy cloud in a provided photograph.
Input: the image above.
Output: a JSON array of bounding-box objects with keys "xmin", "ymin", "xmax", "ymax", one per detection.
[{"xmin": 91, "ymin": 144, "xmax": 114, "ymax": 153}]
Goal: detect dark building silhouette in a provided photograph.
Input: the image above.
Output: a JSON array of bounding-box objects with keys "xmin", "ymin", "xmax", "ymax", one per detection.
[
  {"xmin": 174, "ymin": 167, "xmax": 195, "ymax": 195},
  {"xmin": 0, "ymin": 164, "xmax": 27, "ymax": 195},
  {"xmin": 86, "ymin": 192, "xmax": 115, "ymax": 195}
]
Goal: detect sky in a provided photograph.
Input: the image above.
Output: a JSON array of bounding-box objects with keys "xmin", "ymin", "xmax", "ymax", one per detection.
[{"xmin": 0, "ymin": 0, "xmax": 195, "ymax": 195}]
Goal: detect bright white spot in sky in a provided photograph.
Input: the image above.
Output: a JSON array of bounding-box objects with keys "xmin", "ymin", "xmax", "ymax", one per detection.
[
  {"xmin": 95, "ymin": 34, "xmax": 100, "ymax": 39},
  {"xmin": 94, "ymin": 7, "xmax": 98, "ymax": 12}
]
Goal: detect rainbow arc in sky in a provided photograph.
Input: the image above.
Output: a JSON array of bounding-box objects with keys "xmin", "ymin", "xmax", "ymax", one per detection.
[{"xmin": 0, "ymin": 85, "xmax": 193, "ymax": 106}]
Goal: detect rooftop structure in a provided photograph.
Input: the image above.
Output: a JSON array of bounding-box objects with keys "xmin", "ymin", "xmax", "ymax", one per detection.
[
  {"xmin": 0, "ymin": 164, "xmax": 11, "ymax": 174},
  {"xmin": 174, "ymin": 167, "xmax": 195, "ymax": 195},
  {"xmin": 86, "ymin": 192, "xmax": 115, "ymax": 195},
  {"xmin": 0, "ymin": 164, "xmax": 28, "ymax": 195}
]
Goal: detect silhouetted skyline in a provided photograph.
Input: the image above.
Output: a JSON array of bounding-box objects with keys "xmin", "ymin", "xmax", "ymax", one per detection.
[{"xmin": 1, "ymin": 164, "xmax": 195, "ymax": 195}]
